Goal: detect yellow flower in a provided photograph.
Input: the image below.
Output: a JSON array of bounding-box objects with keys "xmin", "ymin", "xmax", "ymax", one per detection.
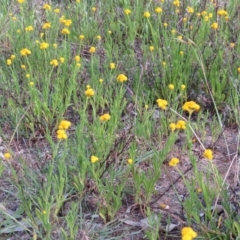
[
  {"xmin": 29, "ymin": 82, "xmax": 34, "ymax": 86},
  {"xmin": 163, "ymin": 22, "xmax": 168, "ymax": 27},
  {"xmin": 169, "ymin": 123, "xmax": 176, "ymax": 132},
  {"xmin": 75, "ymin": 56, "xmax": 81, "ymax": 62},
  {"xmin": 40, "ymin": 42, "xmax": 49, "ymax": 50},
  {"xmin": 17, "ymin": 29, "xmax": 21, "ymax": 33},
  {"xmin": 171, "ymin": 29, "xmax": 176, "ymax": 34},
  {"xmin": 42, "ymin": 22, "xmax": 51, "ymax": 29},
  {"xmin": 182, "ymin": 101, "xmax": 200, "ymax": 114},
  {"xmin": 20, "ymin": 48, "xmax": 31, "ymax": 56},
  {"xmin": 127, "ymin": 159, "xmax": 133, "ymax": 165},
  {"xmin": 144, "ymin": 11, "xmax": 151, "ymax": 18},
  {"xmin": 149, "ymin": 46, "xmax": 154, "ymax": 52},
  {"xmin": 145, "ymin": 104, "xmax": 149, "ymax": 109},
  {"xmin": 89, "ymin": 47, "xmax": 96, "ymax": 53},
  {"xmin": 186, "ymin": 6, "xmax": 194, "ymax": 13},
  {"xmin": 211, "ymin": 22, "xmax": 218, "ymax": 30},
  {"xmin": 183, "ymin": 17, "xmax": 187, "ymax": 22},
  {"xmin": 17, "ymin": 0, "xmax": 25, "ymax": 3},
  {"xmin": 21, "ymin": 64, "xmax": 26, "ymax": 69},
  {"xmin": 54, "ymin": 8, "xmax": 60, "ymax": 13},
  {"xmin": 58, "ymin": 120, "xmax": 71, "ymax": 130},
  {"xmin": 169, "ymin": 158, "xmax": 179, "ymax": 167},
  {"xmin": 176, "ymin": 120, "xmax": 186, "ymax": 130},
  {"xmin": 79, "ymin": 34, "xmax": 85, "ymax": 40},
  {"xmin": 99, "ymin": 78, "xmax": 104, "ymax": 83},
  {"xmin": 92, "ymin": 7, "xmax": 96, "ymax": 12},
  {"xmin": 155, "ymin": 7, "xmax": 162, "ymax": 13},
  {"xmin": 63, "ymin": 19, "xmax": 72, "ymax": 27},
  {"xmin": 59, "ymin": 57, "xmax": 65, "ymax": 63},
  {"xmin": 99, "ymin": 113, "xmax": 111, "ymax": 121},
  {"xmin": 62, "ymin": 28, "xmax": 70, "ymax": 35},
  {"xmin": 229, "ymin": 43, "xmax": 235, "ymax": 48},
  {"xmin": 117, "ymin": 74, "xmax": 128, "ymax": 82},
  {"xmin": 217, "ymin": 9, "xmax": 228, "ymax": 17},
  {"xmin": 50, "ymin": 59, "xmax": 58, "ymax": 67},
  {"xmin": 173, "ymin": 0, "xmax": 180, "ymax": 7},
  {"xmin": 162, "ymin": 61, "xmax": 166, "ymax": 66},
  {"xmin": 76, "ymin": 0, "xmax": 80, "ymax": 2},
  {"xmin": 53, "ymin": 43, "xmax": 58, "ymax": 48},
  {"xmin": 124, "ymin": 9, "xmax": 131, "ymax": 15},
  {"xmin": 40, "ymin": 32, "xmax": 44, "ymax": 38},
  {"xmin": 6, "ymin": 59, "xmax": 12, "ymax": 65},
  {"xmin": 201, "ymin": 11, "xmax": 207, "ymax": 16},
  {"xmin": 238, "ymin": 67, "xmax": 240, "ymax": 73},
  {"xmin": 168, "ymin": 84, "xmax": 174, "ymax": 90},
  {"xmin": 180, "ymin": 51, "xmax": 184, "ymax": 55},
  {"xmin": 91, "ymin": 155, "xmax": 99, "ymax": 163},
  {"xmin": 203, "ymin": 149, "xmax": 213, "ymax": 160},
  {"xmin": 181, "ymin": 227, "xmax": 197, "ymax": 240},
  {"xmin": 4, "ymin": 152, "xmax": 12, "ymax": 159},
  {"xmin": 25, "ymin": 26, "xmax": 34, "ymax": 32},
  {"xmin": 156, "ymin": 99, "xmax": 168, "ymax": 110},
  {"xmin": 56, "ymin": 129, "xmax": 68, "ymax": 140},
  {"xmin": 181, "ymin": 84, "xmax": 186, "ymax": 90},
  {"xmin": 43, "ymin": 4, "xmax": 51, "ymax": 10},
  {"xmin": 26, "ymin": 73, "xmax": 30, "ymax": 78},
  {"xmin": 76, "ymin": 63, "xmax": 81, "ymax": 68},
  {"xmin": 108, "ymin": 30, "xmax": 112, "ymax": 34},
  {"xmin": 96, "ymin": 35, "xmax": 101, "ymax": 40},
  {"xmin": 85, "ymin": 88, "xmax": 95, "ymax": 97},
  {"xmin": 110, "ymin": 63, "xmax": 116, "ymax": 69}
]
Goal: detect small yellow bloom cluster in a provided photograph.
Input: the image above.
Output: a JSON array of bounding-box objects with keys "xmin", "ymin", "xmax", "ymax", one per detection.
[
  {"xmin": 40, "ymin": 42, "xmax": 49, "ymax": 50},
  {"xmin": 203, "ymin": 149, "xmax": 213, "ymax": 160},
  {"xmin": 99, "ymin": 113, "xmax": 111, "ymax": 122},
  {"xmin": 25, "ymin": 26, "xmax": 34, "ymax": 32},
  {"xmin": 43, "ymin": 4, "xmax": 51, "ymax": 11},
  {"xmin": 173, "ymin": 0, "xmax": 180, "ymax": 7},
  {"xmin": 143, "ymin": 11, "xmax": 151, "ymax": 18},
  {"xmin": 169, "ymin": 157, "xmax": 179, "ymax": 167},
  {"xmin": 20, "ymin": 48, "xmax": 31, "ymax": 56},
  {"xmin": 217, "ymin": 9, "xmax": 229, "ymax": 20},
  {"xmin": 211, "ymin": 22, "xmax": 218, "ymax": 30},
  {"xmin": 156, "ymin": 99, "xmax": 168, "ymax": 110},
  {"xmin": 91, "ymin": 155, "xmax": 99, "ymax": 163},
  {"xmin": 186, "ymin": 6, "xmax": 194, "ymax": 14},
  {"xmin": 127, "ymin": 158, "xmax": 133, "ymax": 165},
  {"xmin": 168, "ymin": 84, "xmax": 174, "ymax": 90},
  {"xmin": 124, "ymin": 9, "xmax": 131, "ymax": 15},
  {"xmin": 42, "ymin": 22, "xmax": 51, "ymax": 29},
  {"xmin": 50, "ymin": 59, "xmax": 58, "ymax": 67},
  {"xmin": 79, "ymin": 34, "xmax": 85, "ymax": 40},
  {"xmin": 75, "ymin": 56, "xmax": 81, "ymax": 62},
  {"xmin": 155, "ymin": 7, "xmax": 162, "ymax": 14},
  {"xmin": 62, "ymin": 28, "xmax": 70, "ymax": 35},
  {"xmin": 4, "ymin": 152, "xmax": 12, "ymax": 160},
  {"xmin": 89, "ymin": 46, "xmax": 96, "ymax": 54},
  {"xmin": 182, "ymin": 101, "xmax": 200, "ymax": 114},
  {"xmin": 181, "ymin": 227, "xmax": 197, "ymax": 240},
  {"xmin": 85, "ymin": 85, "xmax": 95, "ymax": 97},
  {"xmin": 96, "ymin": 35, "xmax": 101, "ymax": 40},
  {"xmin": 56, "ymin": 120, "xmax": 71, "ymax": 140},
  {"xmin": 110, "ymin": 63, "xmax": 116, "ymax": 69},
  {"xmin": 17, "ymin": 0, "xmax": 25, "ymax": 3},
  {"xmin": 117, "ymin": 74, "xmax": 127, "ymax": 83},
  {"xmin": 149, "ymin": 46, "xmax": 154, "ymax": 52},
  {"xmin": 169, "ymin": 120, "xmax": 186, "ymax": 131}
]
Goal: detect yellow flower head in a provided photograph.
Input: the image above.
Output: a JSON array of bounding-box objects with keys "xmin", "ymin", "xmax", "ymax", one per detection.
[
  {"xmin": 169, "ymin": 158, "xmax": 179, "ymax": 167},
  {"xmin": 124, "ymin": 9, "xmax": 131, "ymax": 15},
  {"xmin": 89, "ymin": 46, "xmax": 96, "ymax": 53},
  {"xmin": 17, "ymin": 0, "xmax": 25, "ymax": 3},
  {"xmin": 203, "ymin": 149, "xmax": 213, "ymax": 160},
  {"xmin": 56, "ymin": 129, "xmax": 68, "ymax": 140},
  {"xmin": 58, "ymin": 120, "xmax": 71, "ymax": 130},
  {"xmin": 25, "ymin": 26, "xmax": 34, "ymax": 32},
  {"xmin": 26, "ymin": 73, "xmax": 30, "ymax": 78},
  {"xmin": 96, "ymin": 35, "xmax": 101, "ymax": 40},
  {"xmin": 156, "ymin": 99, "xmax": 168, "ymax": 110},
  {"xmin": 117, "ymin": 74, "xmax": 128, "ymax": 82},
  {"xmin": 42, "ymin": 22, "xmax": 51, "ymax": 29},
  {"xmin": 75, "ymin": 56, "xmax": 81, "ymax": 62},
  {"xmin": 40, "ymin": 42, "xmax": 49, "ymax": 50},
  {"xmin": 163, "ymin": 22, "xmax": 168, "ymax": 28},
  {"xmin": 54, "ymin": 8, "xmax": 60, "ymax": 13},
  {"xmin": 6, "ymin": 59, "xmax": 12, "ymax": 65},
  {"xmin": 176, "ymin": 120, "xmax": 186, "ymax": 130},
  {"xmin": 85, "ymin": 88, "xmax": 95, "ymax": 97},
  {"xmin": 211, "ymin": 22, "xmax": 218, "ymax": 30},
  {"xmin": 149, "ymin": 46, "xmax": 154, "ymax": 52},
  {"xmin": 181, "ymin": 84, "xmax": 186, "ymax": 90},
  {"xmin": 91, "ymin": 155, "xmax": 99, "ymax": 163},
  {"xmin": 50, "ymin": 59, "xmax": 58, "ymax": 67},
  {"xmin": 20, "ymin": 48, "xmax": 31, "ymax": 56},
  {"xmin": 61, "ymin": 28, "xmax": 70, "ymax": 35},
  {"xmin": 169, "ymin": 123, "xmax": 176, "ymax": 132},
  {"xmin": 63, "ymin": 19, "xmax": 72, "ymax": 27},
  {"xmin": 29, "ymin": 82, "xmax": 34, "ymax": 86},
  {"xmin": 173, "ymin": 0, "xmax": 180, "ymax": 7},
  {"xmin": 181, "ymin": 227, "xmax": 197, "ymax": 239},
  {"xmin": 53, "ymin": 43, "xmax": 58, "ymax": 48},
  {"xmin": 171, "ymin": 29, "xmax": 176, "ymax": 34},
  {"xmin": 144, "ymin": 11, "xmax": 151, "ymax": 18},
  {"xmin": 217, "ymin": 9, "xmax": 228, "ymax": 17},
  {"xmin": 238, "ymin": 67, "xmax": 240, "ymax": 73},
  {"xmin": 186, "ymin": 6, "xmax": 194, "ymax": 13},
  {"xmin": 43, "ymin": 4, "xmax": 51, "ymax": 10},
  {"xmin": 4, "ymin": 152, "xmax": 12, "ymax": 159},
  {"xmin": 182, "ymin": 101, "xmax": 200, "ymax": 114},
  {"xmin": 110, "ymin": 63, "xmax": 116, "ymax": 69},
  {"xmin": 92, "ymin": 7, "xmax": 96, "ymax": 12},
  {"xmin": 79, "ymin": 34, "xmax": 85, "ymax": 40},
  {"xmin": 99, "ymin": 78, "xmax": 104, "ymax": 83},
  {"xmin": 155, "ymin": 7, "xmax": 162, "ymax": 13},
  {"xmin": 127, "ymin": 158, "xmax": 133, "ymax": 165},
  {"xmin": 168, "ymin": 84, "xmax": 174, "ymax": 90},
  {"xmin": 99, "ymin": 113, "xmax": 111, "ymax": 121},
  {"xmin": 21, "ymin": 64, "xmax": 26, "ymax": 69}
]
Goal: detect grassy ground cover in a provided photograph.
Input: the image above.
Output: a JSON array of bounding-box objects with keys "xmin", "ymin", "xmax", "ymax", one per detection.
[{"xmin": 0, "ymin": 0, "xmax": 240, "ymax": 239}]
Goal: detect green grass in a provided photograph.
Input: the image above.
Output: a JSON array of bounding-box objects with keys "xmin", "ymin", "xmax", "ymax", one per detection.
[{"xmin": 0, "ymin": 0, "xmax": 240, "ymax": 239}]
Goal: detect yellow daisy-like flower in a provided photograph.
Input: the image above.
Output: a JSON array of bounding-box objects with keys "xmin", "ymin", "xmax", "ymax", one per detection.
[
  {"xmin": 56, "ymin": 129, "xmax": 68, "ymax": 140},
  {"xmin": 163, "ymin": 22, "xmax": 168, "ymax": 28},
  {"xmin": 29, "ymin": 82, "xmax": 34, "ymax": 86},
  {"xmin": 96, "ymin": 35, "xmax": 101, "ymax": 40},
  {"xmin": 92, "ymin": 7, "xmax": 96, "ymax": 12},
  {"xmin": 169, "ymin": 158, "xmax": 179, "ymax": 167},
  {"xmin": 186, "ymin": 6, "xmax": 194, "ymax": 13},
  {"xmin": 62, "ymin": 28, "xmax": 70, "ymax": 35},
  {"xmin": 79, "ymin": 34, "xmax": 85, "ymax": 40},
  {"xmin": 54, "ymin": 8, "xmax": 60, "ymax": 13},
  {"xmin": 42, "ymin": 22, "xmax": 51, "ymax": 29},
  {"xmin": 117, "ymin": 74, "xmax": 128, "ymax": 82},
  {"xmin": 169, "ymin": 123, "xmax": 176, "ymax": 132},
  {"xmin": 75, "ymin": 56, "xmax": 81, "ymax": 62},
  {"xmin": 173, "ymin": 0, "xmax": 180, "ymax": 7},
  {"xmin": 89, "ymin": 47, "xmax": 96, "ymax": 53},
  {"xmin": 25, "ymin": 26, "xmax": 34, "ymax": 32},
  {"xmin": 21, "ymin": 64, "xmax": 26, "ymax": 69},
  {"xmin": 50, "ymin": 59, "xmax": 58, "ymax": 67},
  {"xmin": 4, "ymin": 152, "xmax": 12, "ymax": 159},
  {"xmin": 127, "ymin": 158, "xmax": 133, "ymax": 165},
  {"xmin": 85, "ymin": 88, "xmax": 95, "ymax": 97},
  {"xmin": 143, "ymin": 11, "xmax": 151, "ymax": 18},
  {"xmin": 110, "ymin": 63, "xmax": 116, "ymax": 69},
  {"xmin": 58, "ymin": 120, "xmax": 71, "ymax": 130},
  {"xmin": 168, "ymin": 84, "xmax": 174, "ymax": 90},
  {"xmin": 6, "ymin": 59, "xmax": 12, "ymax": 65},
  {"xmin": 26, "ymin": 73, "xmax": 30, "ymax": 78},
  {"xmin": 182, "ymin": 101, "xmax": 200, "ymax": 114},
  {"xmin": 20, "ymin": 48, "xmax": 31, "ymax": 56},
  {"xmin": 53, "ymin": 43, "xmax": 58, "ymax": 48},
  {"xmin": 99, "ymin": 113, "xmax": 111, "ymax": 122},
  {"xmin": 211, "ymin": 22, "xmax": 218, "ymax": 30},
  {"xmin": 17, "ymin": 0, "xmax": 25, "ymax": 3},
  {"xmin": 156, "ymin": 99, "xmax": 168, "ymax": 110},
  {"xmin": 10, "ymin": 55, "xmax": 15, "ymax": 60},
  {"xmin": 176, "ymin": 120, "xmax": 186, "ymax": 130},
  {"xmin": 40, "ymin": 42, "xmax": 49, "ymax": 50},
  {"xmin": 91, "ymin": 155, "xmax": 99, "ymax": 163},
  {"xmin": 203, "ymin": 149, "xmax": 213, "ymax": 160},
  {"xmin": 63, "ymin": 19, "xmax": 72, "ymax": 27},
  {"xmin": 124, "ymin": 9, "xmax": 131, "ymax": 15},
  {"xmin": 99, "ymin": 78, "xmax": 104, "ymax": 83},
  {"xmin": 217, "ymin": 9, "xmax": 228, "ymax": 17},
  {"xmin": 181, "ymin": 84, "xmax": 186, "ymax": 90},
  {"xmin": 181, "ymin": 227, "xmax": 197, "ymax": 240},
  {"xmin": 149, "ymin": 46, "xmax": 154, "ymax": 52},
  {"xmin": 155, "ymin": 7, "xmax": 162, "ymax": 13},
  {"xmin": 43, "ymin": 3, "xmax": 51, "ymax": 10}
]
